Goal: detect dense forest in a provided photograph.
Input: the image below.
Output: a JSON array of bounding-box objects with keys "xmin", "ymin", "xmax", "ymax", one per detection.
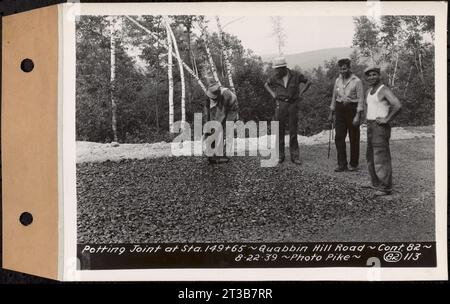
[{"xmin": 76, "ymin": 15, "xmax": 435, "ymax": 143}]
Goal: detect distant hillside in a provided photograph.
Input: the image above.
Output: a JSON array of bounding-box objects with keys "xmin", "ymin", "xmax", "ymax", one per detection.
[{"xmin": 262, "ymin": 47, "xmax": 355, "ymax": 71}]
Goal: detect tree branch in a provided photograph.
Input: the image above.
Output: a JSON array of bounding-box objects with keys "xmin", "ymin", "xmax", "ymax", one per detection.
[{"xmin": 124, "ymin": 15, "xmax": 207, "ymax": 93}]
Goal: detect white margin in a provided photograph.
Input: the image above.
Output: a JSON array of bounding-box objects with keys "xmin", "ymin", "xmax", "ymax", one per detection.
[{"xmin": 62, "ymin": 1, "xmax": 448, "ymax": 281}]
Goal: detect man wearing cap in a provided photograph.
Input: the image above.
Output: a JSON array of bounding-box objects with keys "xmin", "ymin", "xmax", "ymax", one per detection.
[
  {"xmin": 204, "ymin": 82, "xmax": 239, "ymax": 164},
  {"xmin": 328, "ymin": 57, "xmax": 364, "ymax": 172},
  {"xmin": 364, "ymin": 66, "xmax": 402, "ymax": 196},
  {"xmin": 264, "ymin": 57, "xmax": 311, "ymax": 164}
]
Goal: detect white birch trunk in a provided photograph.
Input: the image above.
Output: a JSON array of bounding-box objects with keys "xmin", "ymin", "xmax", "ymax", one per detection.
[
  {"xmin": 391, "ymin": 52, "xmax": 399, "ymax": 87},
  {"xmin": 215, "ymin": 16, "xmax": 236, "ymax": 93},
  {"xmin": 166, "ymin": 25, "xmax": 174, "ymax": 133},
  {"xmin": 192, "ymin": 50, "xmax": 199, "ymax": 77},
  {"xmin": 166, "ymin": 20, "xmax": 186, "ymax": 123},
  {"xmin": 418, "ymin": 51, "xmax": 425, "ymax": 84},
  {"xmin": 403, "ymin": 65, "xmax": 413, "ymax": 97},
  {"xmin": 124, "ymin": 16, "xmax": 207, "ymax": 94},
  {"xmin": 109, "ymin": 17, "xmax": 119, "ymax": 145},
  {"xmin": 413, "ymin": 51, "xmax": 425, "ymax": 85},
  {"xmin": 200, "ymin": 23, "xmax": 221, "ymax": 85}
]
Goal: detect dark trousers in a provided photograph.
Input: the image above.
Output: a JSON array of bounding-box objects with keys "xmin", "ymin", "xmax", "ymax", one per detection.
[
  {"xmin": 367, "ymin": 121, "xmax": 392, "ymax": 191},
  {"xmin": 334, "ymin": 102, "xmax": 360, "ymax": 168},
  {"xmin": 204, "ymin": 105, "xmax": 238, "ymax": 158},
  {"xmin": 276, "ymin": 101, "xmax": 299, "ymax": 160}
]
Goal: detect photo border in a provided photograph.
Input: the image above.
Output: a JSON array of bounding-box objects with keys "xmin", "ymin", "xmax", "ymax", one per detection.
[{"xmin": 61, "ymin": 1, "xmax": 448, "ymax": 281}]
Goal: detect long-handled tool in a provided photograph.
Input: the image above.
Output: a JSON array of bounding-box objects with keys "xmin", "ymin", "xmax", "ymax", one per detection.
[{"xmin": 327, "ymin": 121, "xmax": 334, "ymax": 159}]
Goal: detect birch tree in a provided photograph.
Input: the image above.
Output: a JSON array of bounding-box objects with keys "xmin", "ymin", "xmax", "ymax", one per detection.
[
  {"xmin": 166, "ymin": 18, "xmax": 186, "ymax": 123},
  {"xmin": 173, "ymin": 16, "xmax": 198, "ymax": 104},
  {"xmin": 215, "ymin": 16, "xmax": 235, "ymax": 93},
  {"xmin": 352, "ymin": 15, "xmax": 434, "ymax": 94},
  {"xmin": 403, "ymin": 66, "xmax": 413, "ymax": 97},
  {"xmin": 125, "ymin": 16, "xmax": 207, "ymax": 93},
  {"xmin": 165, "ymin": 21, "xmax": 175, "ymax": 132},
  {"xmin": 198, "ymin": 19, "xmax": 221, "ymax": 85},
  {"xmin": 402, "ymin": 16, "xmax": 429, "ymax": 85},
  {"xmin": 352, "ymin": 16, "xmax": 380, "ymax": 65},
  {"xmin": 380, "ymin": 16, "xmax": 402, "ymax": 87},
  {"xmin": 107, "ymin": 16, "xmax": 120, "ymax": 146}
]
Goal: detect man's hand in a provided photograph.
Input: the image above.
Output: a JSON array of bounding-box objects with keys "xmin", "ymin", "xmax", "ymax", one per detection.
[
  {"xmin": 352, "ymin": 113, "xmax": 361, "ymax": 126},
  {"xmin": 375, "ymin": 117, "xmax": 389, "ymax": 125},
  {"xmin": 342, "ymin": 96, "xmax": 352, "ymax": 105},
  {"xmin": 328, "ymin": 111, "xmax": 335, "ymax": 122}
]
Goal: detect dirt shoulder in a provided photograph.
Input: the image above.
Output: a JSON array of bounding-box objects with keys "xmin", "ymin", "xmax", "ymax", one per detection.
[{"xmin": 77, "ymin": 125, "xmax": 435, "ymax": 163}]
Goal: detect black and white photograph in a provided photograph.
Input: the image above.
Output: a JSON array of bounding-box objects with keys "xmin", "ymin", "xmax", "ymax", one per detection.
[{"xmin": 62, "ymin": 2, "xmax": 447, "ymax": 280}]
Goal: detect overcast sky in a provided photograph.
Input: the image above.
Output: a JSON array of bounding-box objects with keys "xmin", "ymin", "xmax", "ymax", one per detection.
[{"xmin": 207, "ymin": 16, "xmax": 356, "ymax": 56}]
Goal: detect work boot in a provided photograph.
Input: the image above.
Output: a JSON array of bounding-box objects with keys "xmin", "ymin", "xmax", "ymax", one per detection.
[
  {"xmin": 334, "ymin": 166, "xmax": 347, "ymax": 172},
  {"xmin": 291, "ymin": 159, "xmax": 302, "ymax": 165},
  {"xmin": 374, "ymin": 189, "xmax": 392, "ymax": 196},
  {"xmin": 208, "ymin": 156, "xmax": 229, "ymax": 164},
  {"xmin": 361, "ymin": 183, "xmax": 378, "ymax": 189}
]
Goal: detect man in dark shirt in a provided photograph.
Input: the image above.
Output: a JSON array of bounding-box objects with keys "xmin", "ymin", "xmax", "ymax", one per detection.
[
  {"xmin": 203, "ymin": 82, "xmax": 239, "ymax": 164},
  {"xmin": 264, "ymin": 57, "xmax": 311, "ymax": 164},
  {"xmin": 328, "ymin": 57, "xmax": 364, "ymax": 172}
]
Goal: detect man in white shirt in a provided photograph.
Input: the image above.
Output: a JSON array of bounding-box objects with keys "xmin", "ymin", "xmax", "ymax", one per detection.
[{"xmin": 364, "ymin": 66, "xmax": 402, "ymax": 196}]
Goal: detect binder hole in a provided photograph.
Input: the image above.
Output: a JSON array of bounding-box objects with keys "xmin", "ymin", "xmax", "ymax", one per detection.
[
  {"xmin": 19, "ymin": 212, "xmax": 33, "ymax": 226},
  {"xmin": 20, "ymin": 59, "xmax": 34, "ymax": 72}
]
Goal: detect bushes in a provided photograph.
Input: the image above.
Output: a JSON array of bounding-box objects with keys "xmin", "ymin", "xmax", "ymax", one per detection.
[{"xmin": 76, "ymin": 16, "xmax": 434, "ymax": 143}]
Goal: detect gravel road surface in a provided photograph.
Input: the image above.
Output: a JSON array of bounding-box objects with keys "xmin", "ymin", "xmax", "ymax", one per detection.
[{"xmin": 77, "ymin": 138, "xmax": 435, "ymax": 243}]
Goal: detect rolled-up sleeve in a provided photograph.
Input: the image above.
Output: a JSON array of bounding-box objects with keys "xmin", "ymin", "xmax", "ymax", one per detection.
[{"xmin": 355, "ymin": 79, "xmax": 364, "ymax": 112}]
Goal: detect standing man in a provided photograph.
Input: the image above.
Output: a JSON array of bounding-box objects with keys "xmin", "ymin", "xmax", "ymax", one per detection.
[
  {"xmin": 328, "ymin": 57, "xmax": 364, "ymax": 172},
  {"xmin": 264, "ymin": 57, "xmax": 311, "ymax": 165},
  {"xmin": 204, "ymin": 82, "xmax": 239, "ymax": 164},
  {"xmin": 364, "ymin": 66, "xmax": 402, "ymax": 196}
]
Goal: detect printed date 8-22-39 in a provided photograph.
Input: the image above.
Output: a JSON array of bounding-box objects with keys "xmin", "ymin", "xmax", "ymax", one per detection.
[{"xmin": 235, "ymin": 254, "xmax": 278, "ymax": 262}]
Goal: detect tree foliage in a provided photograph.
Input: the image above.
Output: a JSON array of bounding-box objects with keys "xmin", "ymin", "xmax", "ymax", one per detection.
[{"xmin": 76, "ymin": 15, "xmax": 435, "ymax": 143}]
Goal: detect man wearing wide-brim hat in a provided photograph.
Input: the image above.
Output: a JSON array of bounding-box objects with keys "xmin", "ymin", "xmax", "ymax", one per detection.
[
  {"xmin": 328, "ymin": 57, "xmax": 364, "ymax": 172},
  {"xmin": 364, "ymin": 65, "xmax": 402, "ymax": 196},
  {"xmin": 203, "ymin": 82, "xmax": 238, "ymax": 164},
  {"xmin": 264, "ymin": 57, "xmax": 311, "ymax": 165}
]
